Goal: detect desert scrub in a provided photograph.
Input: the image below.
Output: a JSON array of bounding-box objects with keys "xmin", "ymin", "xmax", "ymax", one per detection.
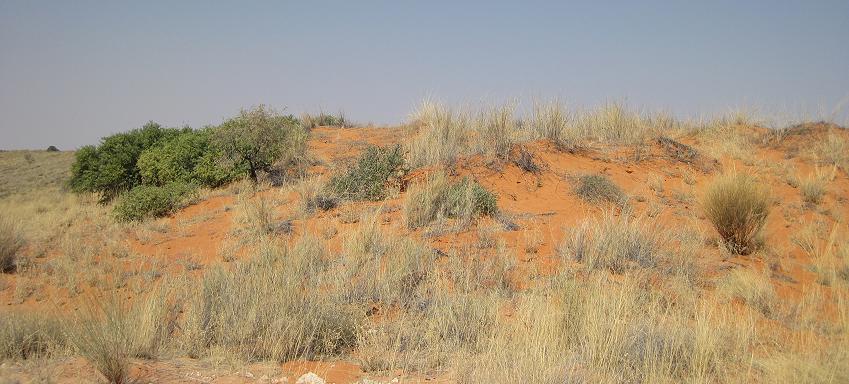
[
  {"xmin": 1, "ymin": 311, "xmax": 66, "ymax": 359},
  {"xmin": 180, "ymin": 236, "xmax": 359, "ymax": 361},
  {"xmin": 329, "ymin": 144, "xmax": 406, "ymax": 201},
  {"xmin": 213, "ymin": 105, "xmax": 308, "ymax": 182},
  {"xmin": 69, "ymin": 122, "xmax": 183, "ymax": 202},
  {"xmin": 0, "ymin": 219, "xmax": 25, "ymax": 273},
  {"xmin": 717, "ymin": 268, "xmax": 777, "ymax": 316},
  {"xmin": 799, "ymin": 166, "xmax": 834, "ymax": 205},
  {"xmin": 562, "ymin": 211, "xmax": 666, "ymax": 272},
  {"xmin": 404, "ymin": 173, "xmax": 498, "ymax": 229},
  {"xmin": 113, "ymin": 182, "xmax": 196, "ymax": 221},
  {"xmin": 301, "ymin": 111, "xmax": 352, "ymax": 129},
  {"xmin": 702, "ymin": 172, "xmax": 770, "ymax": 255},
  {"xmin": 574, "ymin": 174, "xmax": 626, "ymax": 205}
]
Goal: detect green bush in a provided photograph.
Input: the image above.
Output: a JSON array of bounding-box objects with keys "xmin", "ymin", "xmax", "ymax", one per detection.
[
  {"xmin": 213, "ymin": 105, "xmax": 307, "ymax": 182},
  {"xmin": 574, "ymin": 174, "xmax": 626, "ymax": 204},
  {"xmin": 301, "ymin": 112, "xmax": 352, "ymax": 129},
  {"xmin": 137, "ymin": 128, "xmax": 241, "ymax": 188},
  {"xmin": 69, "ymin": 122, "xmax": 182, "ymax": 202},
  {"xmin": 113, "ymin": 183, "xmax": 196, "ymax": 222},
  {"xmin": 329, "ymin": 145, "xmax": 406, "ymax": 201}
]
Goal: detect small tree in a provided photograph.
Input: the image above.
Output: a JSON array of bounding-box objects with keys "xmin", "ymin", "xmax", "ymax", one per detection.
[{"xmin": 213, "ymin": 105, "xmax": 305, "ymax": 182}]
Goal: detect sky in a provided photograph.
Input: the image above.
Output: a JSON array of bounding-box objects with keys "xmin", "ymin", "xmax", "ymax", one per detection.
[{"xmin": 1, "ymin": 1, "xmax": 848, "ymax": 149}]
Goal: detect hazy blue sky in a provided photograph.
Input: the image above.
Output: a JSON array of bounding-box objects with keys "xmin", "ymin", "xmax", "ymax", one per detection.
[{"xmin": 2, "ymin": 1, "xmax": 848, "ymax": 149}]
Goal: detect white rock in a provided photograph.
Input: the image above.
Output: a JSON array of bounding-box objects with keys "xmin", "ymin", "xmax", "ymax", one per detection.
[{"xmin": 296, "ymin": 372, "xmax": 326, "ymax": 384}]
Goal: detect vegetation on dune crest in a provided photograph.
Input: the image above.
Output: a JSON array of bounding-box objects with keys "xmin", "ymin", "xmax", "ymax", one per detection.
[
  {"xmin": 702, "ymin": 172, "xmax": 770, "ymax": 255},
  {"xmin": 69, "ymin": 122, "xmax": 181, "ymax": 202},
  {"xmin": 213, "ymin": 105, "xmax": 307, "ymax": 182},
  {"xmin": 329, "ymin": 144, "xmax": 406, "ymax": 201},
  {"xmin": 403, "ymin": 173, "xmax": 497, "ymax": 229}
]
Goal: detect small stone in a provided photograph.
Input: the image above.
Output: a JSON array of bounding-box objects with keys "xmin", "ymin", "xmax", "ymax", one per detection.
[{"xmin": 296, "ymin": 372, "xmax": 326, "ymax": 384}]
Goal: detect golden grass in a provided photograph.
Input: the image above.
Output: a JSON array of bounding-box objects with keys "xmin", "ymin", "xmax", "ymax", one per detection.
[
  {"xmin": 562, "ymin": 211, "xmax": 666, "ymax": 273},
  {"xmin": 799, "ymin": 165, "xmax": 836, "ymax": 205},
  {"xmin": 702, "ymin": 171, "xmax": 771, "ymax": 255},
  {"xmin": 717, "ymin": 267, "xmax": 777, "ymax": 316}
]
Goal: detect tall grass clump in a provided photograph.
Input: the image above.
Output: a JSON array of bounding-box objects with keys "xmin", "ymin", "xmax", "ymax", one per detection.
[
  {"xmin": 403, "ymin": 173, "xmax": 498, "ymax": 229},
  {"xmin": 574, "ymin": 174, "xmax": 626, "ymax": 205},
  {"xmin": 1, "ymin": 311, "xmax": 66, "ymax": 359},
  {"xmin": 329, "ymin": 144, "xmax": 406, "ymax": 201},
  {"xmin": 562, "ymin": 211, "xmax": 666, "ymax": 272},
  {"xmin": 717, "ymin": 268, "xmax": 777, "ymax": 316},
  {"xmin": 530, "ymin": 100, "xmax": 576, "ymax": 150},
  {"xmin": 0, "ymin": 218, "xmax": 25, "ymax": 273},
  {"xmin": 407, "ymin": 101, "xmax": 471, "ymax": 168},
  {"xmin": 799, "ymin": 166, "xmax": 835, "ymax": 205},
  {"xmin": 463, "ymin": 274, "xmax": 754, "ymax": 382},
  {"xmin": 301, "ymin": 111, "xmax": 353, "ymax": 129},
  {"xmin": 573, "ymin": 103, "xmax": 652, "ymax": 145},
  {"xmin": 180, "ymin": 236, "xmax": 359, "ymax": 361},
  {"xmin": 473, "ymin": 103, "xmax": 520, "ymax": 160},
  {"xmin": 702, "ymin": 172, "xmax": 770, "ymax": 255},
  {"xmin": 816, "ymin": 131, "xmax": 849, "ymax": 171}
]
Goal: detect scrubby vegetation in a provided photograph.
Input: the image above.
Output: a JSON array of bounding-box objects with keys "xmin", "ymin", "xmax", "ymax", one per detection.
[
  {"xmin": 301, "ymin": 111, "xmax": 353, "ymax": 129},
  {"xmin": 403, "ymin": 173, "xmax": 498, "ymax": 229},
  {"xmin": 213, "ymin": 105, "xmax": 307, "ymax": 182},
  {"xmin": 113, "ymin": 182, "xmax": 196, "ymax": 222},
  {"xmin": 329, "ymin": 144, "xmax": 406, "ymax": 201},
  {"xmin": 0, "ymin": 219, "xmax": 24, "ymax": 273},
  {"xmin": 702, "ymin": 172, "xmax": 770, "ymax": 255},
  {"xmin": 574, "ymin": 174, "xmax": 626, "ymax": 205},
  {"xmin": 2, "ymin": 101, "xmax": 849, "ymax": 383}
]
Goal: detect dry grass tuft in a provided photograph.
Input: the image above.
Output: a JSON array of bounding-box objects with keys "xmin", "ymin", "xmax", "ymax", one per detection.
[
  {"xmin": 562, "ymin": 211, "xmax": 666, "ymax": 273},
  {"xmin": 574, "ymin": 174, "xmax": 626, "ymax": 205},
  {"xmin": 799, "ymin": 166, "xmax": 835, "ymax": 205},
  {"xmin": 717, "ymin": 267, "xmax": 777, "ymax": 316},
  {"xmin": 702, "ymin": 172, "xmax": 770, "ymax": 255},
  {"xmin": 0, "ymin": 218, "xmax": 25, "ymax": 273},
  {"xmin": 403, "ymin": 173, "xmax": 497, "ymax": 229},
  {"xmin": 1, "ymin": 311, "xmax": 66, "ymax": 359}
]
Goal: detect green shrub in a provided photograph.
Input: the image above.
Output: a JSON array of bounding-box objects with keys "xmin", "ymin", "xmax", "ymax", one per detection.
[
  {"xmin": 0, "ymin": 219, "xmax": 25, "ymax": 273},
  {"xmin": 137, "ymin": 128, "xmax": 241, "ymax": 188},
  {"xmin": 329, "ymin": 145, "xmax": 406, "ymax": 201},
  {"xmin": 703, "ymin": 172, "xmax": 770, "ymax": 255},
  {"xmin": 574, "ymin": 174, "xmax": 626, "ymax": 204},
  {"xmin": 301, "ymin": 112, "xmax": 352, "ymax": 129},
  {"xmin": 113, "ymin": 183, "xmax": 196, "ymax": 221},
  {"xmin": 213, "ymin": 105, "xmax": 307, "ymax": 182},
  {"xmin": 69, "ymin": 122, "xmax": 182, "ymax": 202},
  {"xmin": 404, "ymin": 173, "xmax": 498, "ymax": 229}
]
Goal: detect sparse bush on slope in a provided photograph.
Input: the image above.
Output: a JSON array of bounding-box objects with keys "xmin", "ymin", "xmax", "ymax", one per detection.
[
  {"xmin": 213, "ymin": 105, "xmax": 307, "ymax": 182},
  {"xmin": 702, "ymin": 172, "xmax": 770, "ymax": 255},
  {"xmin": 113, "ymin": 182, "xmax": 196, "ymax": 221},
  {"xmin": 574, "ymin": 174, "xmax": 626, "ymax": 205},
  {"xmin": 329, "ymin": 144, "xmax": 406, "ymax": 201},
  {"xmin": 0, "ymin": 219, "xmax": 25, "ymax": 273},
  {"xmin": 403, "ymin": 173, "xmax": 497, "ymax": 229}
]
